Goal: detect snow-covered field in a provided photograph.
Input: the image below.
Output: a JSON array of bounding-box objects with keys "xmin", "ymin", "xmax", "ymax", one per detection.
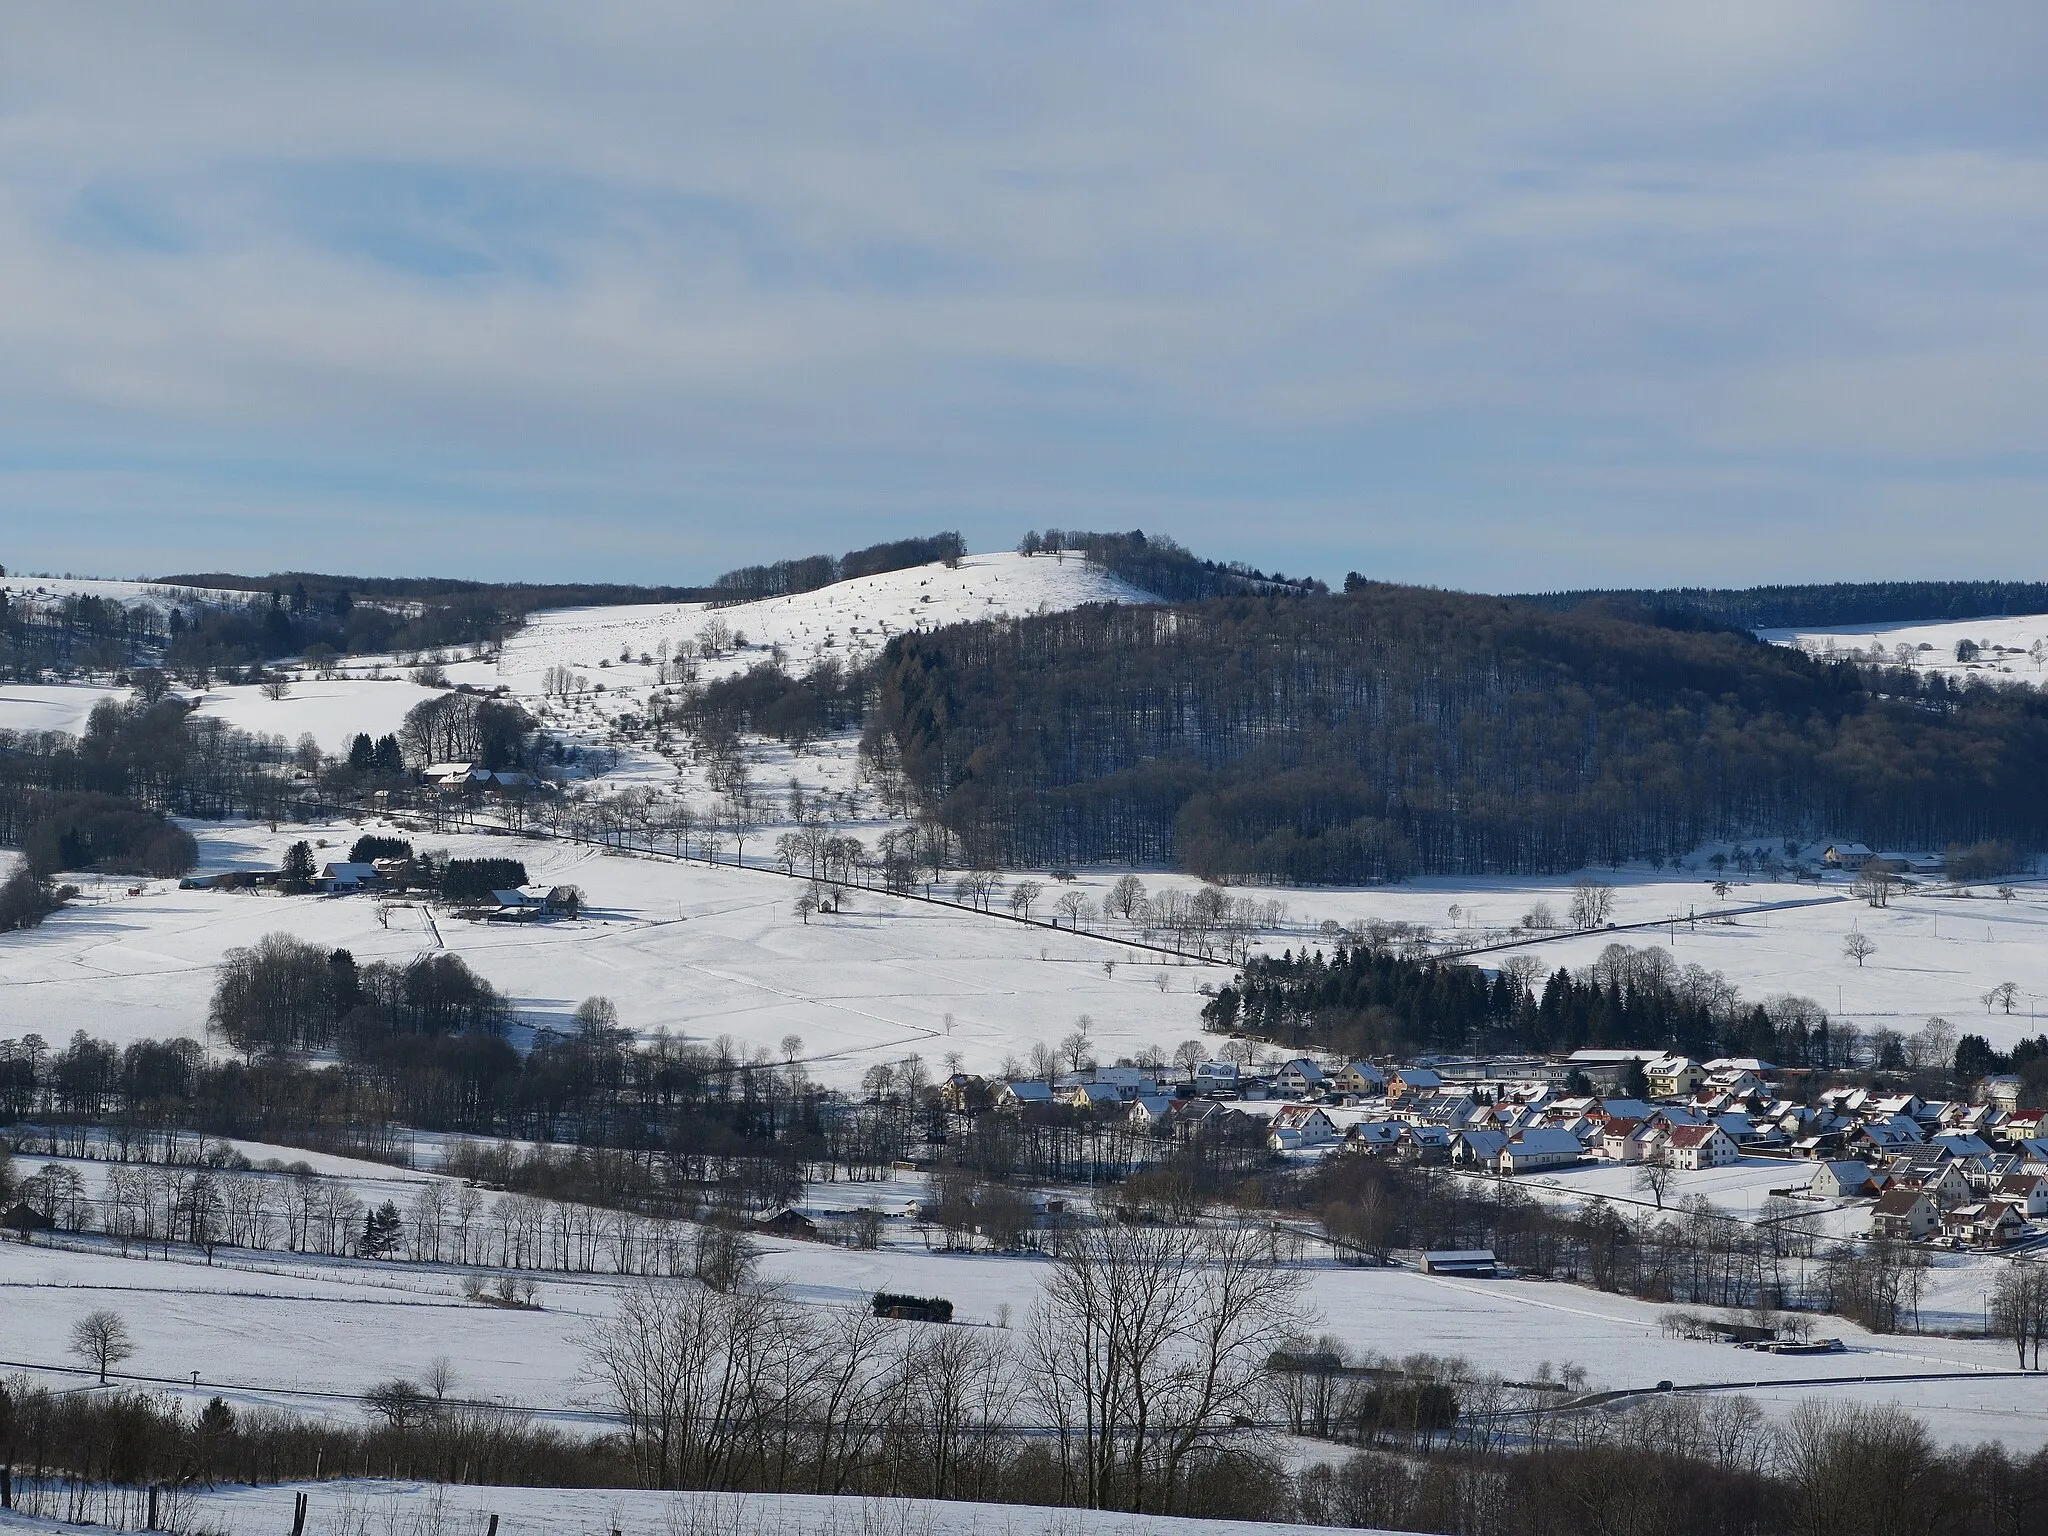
[
  {"xmin": 1760, "ymin": 613, "xmax": 2048, "ymax": 684},
  {"xmin": 8, "ymin": 814, "xmax": 2048, "ymax": 1079},
  {"xmin": 0, "ymin": 817, "xmax": 1224, "ymax": 1078},
  {"xmin": 0, "ymin": 1481, "xmax": 1375, "ymax": 1536},
  {"xmin": 3, "ymin": 1182, "xmax": 2042, "ymax": 1453}
]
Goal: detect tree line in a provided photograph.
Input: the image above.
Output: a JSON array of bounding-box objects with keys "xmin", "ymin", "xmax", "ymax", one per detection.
[
  {"xmin": 1513, "ymin": 577, "xmax": 2048, "ymax": 632},
  {"xmin": 710, "ymin": 532, "xmax": 966, "ymax": 604}
]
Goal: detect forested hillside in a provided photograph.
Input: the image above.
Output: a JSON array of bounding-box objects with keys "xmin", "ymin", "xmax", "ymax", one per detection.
[
  {"xmin": 1514, "ymin": 579, "xmax": 2048, "ymax": 632},
  {"xmin": 868, "ymin": 582, "xmax": 2048, "ymax": 882}
]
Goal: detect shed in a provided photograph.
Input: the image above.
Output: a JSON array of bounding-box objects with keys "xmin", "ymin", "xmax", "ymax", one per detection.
[{"xmin": 1420, "ymin": 1249, "xmax": 1498, "ymax": 1277}]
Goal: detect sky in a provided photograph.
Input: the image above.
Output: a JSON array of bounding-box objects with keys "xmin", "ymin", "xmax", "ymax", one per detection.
[{"xmin": 2, "ymin": 3, "xmax": 2045, "ymax": 591}]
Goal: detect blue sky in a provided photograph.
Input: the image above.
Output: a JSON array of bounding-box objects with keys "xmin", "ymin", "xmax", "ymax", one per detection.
[{"xmin": 2, "ymin": 3, "xmax": 2044, "ymax": 589}]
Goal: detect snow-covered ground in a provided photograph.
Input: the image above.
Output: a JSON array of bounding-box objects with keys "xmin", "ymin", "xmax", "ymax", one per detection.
[
  {"xmin": 0, "ymin": 817, "xmax": 1224, "ymax": 1078},
  {"xmin": 2, "ymin": 1185, "xmax": 2041, "ymax": 1453},
  {"xmin": 8, "ymin": 814, "xmax": 2048, "ymax": 1078},
  {"xmin": 1760, "ymin": 613, "xmax": 2048, "ymax": 684},
  {"xmin": 0, "ymin": 1481, "xmax": 1380, "ymax": 1536}
]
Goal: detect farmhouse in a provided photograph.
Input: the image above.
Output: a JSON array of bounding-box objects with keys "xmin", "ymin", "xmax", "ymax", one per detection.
[{"xmin": 316, "ymin": 861, "xmax": 380, "ymax": 893}]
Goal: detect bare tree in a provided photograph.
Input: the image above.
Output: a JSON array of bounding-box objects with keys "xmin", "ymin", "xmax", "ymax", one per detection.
[
  {"xmin": 70, "ymin": 1308, "xmax": 136, "ymax": 1383},
  {"xmin": 1107, "ymin": 874, "xmax": 1148, "ymax": 923},
  {"xmin": 1008, "ymin": 880, "xmax": 1045, "ymax": 922},
  {"xmin": 1568, "ymin": 880, "xmax": 1614, "ymax": 930},
  {"xmin": 1982, "ymin": 981, "xmax": 2022, "ymax": 1015},
  {"xmin": 1024, "ymin": 1219, "xmax": 1307, "ymax": 1512},
  {"xmin": 1843, "ymin": 931, "xmax": 1877, "ymax": 968},
  {"xmin": 1634, "ymin": 1161, "xmax": 1675, "ymax": 1210},
  {"xmin": 1054, "ymin": 889, "xmax": 1088, "ymax": 927}
]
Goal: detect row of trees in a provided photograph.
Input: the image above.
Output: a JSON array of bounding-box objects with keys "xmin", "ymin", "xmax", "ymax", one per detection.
[{"xmin": 1207, "ymin": 936, "xmax": 1957, "ymax": 1079}]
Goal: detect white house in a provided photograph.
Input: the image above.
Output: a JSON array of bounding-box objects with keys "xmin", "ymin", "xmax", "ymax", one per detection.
[
  {"xmin": 1268, "ymin": 1105, "xmax": 1339, "ymax": 1152},
  {"xmin": 1273, "ymin": 1059, "xmax": 1328, "ymax": 1098},
  {"xmin": 1128, "ymin": 1095, "xmax": 1177, "ymax": 1130},
  {"xmin": 1809, "ymin": 1160, "xmax": 1879, "ymax": 1199},
  {"xmin": 1995, "ymin": 1174, "xmax": 2048, "ymax": 1219},
  {"xmin": 1498, "ymin": 1127, "xmax": 1584, "ymax": 1175},
  {"xmin": 1662, "ymin": 1124, "xmax": 1739, "ymax": 1170}
]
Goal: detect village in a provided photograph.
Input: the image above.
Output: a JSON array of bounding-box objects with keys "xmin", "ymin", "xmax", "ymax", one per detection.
[{"xmin": 963, "ymin": 1047, "xmax": 2048, "ymax": 1254}]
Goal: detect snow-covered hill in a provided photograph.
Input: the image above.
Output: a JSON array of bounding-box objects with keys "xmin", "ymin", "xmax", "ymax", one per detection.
[
  {"xmin": 495, "ymin": 549, "xmax": 1156, "ymax": 692},
  {"xmin": 1760, "ymin": 613, "xmax": 2048, "ymax": 684}
]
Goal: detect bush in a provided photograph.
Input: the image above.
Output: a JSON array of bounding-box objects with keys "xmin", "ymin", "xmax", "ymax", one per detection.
[
  {"xmin": 18, "ymin": 791, "xmax": 197, "ymax": 879},
  {"xmin": 349, "ymin": 835, "xmax": 413, "ymax": 864},
  {"xmin": 0, "ymin": 869, "xmax": 61, "ymax": 933},
  {"xmin": 871, "ymin": 1291, "xmax": 953, "ymax": 1323}
]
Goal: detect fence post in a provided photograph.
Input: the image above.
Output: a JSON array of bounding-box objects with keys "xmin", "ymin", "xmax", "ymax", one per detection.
[
  {"xmin": 291, "ymin": 1489, "xmax": 308, "ymax": 1536},
  {"xmin": 488, "ymin": 1518, "xmax": 499, "ymax": 1536},
  {"xmin": 146, "ymin": 1483, "xmax": 159, "ymax": 1529}
]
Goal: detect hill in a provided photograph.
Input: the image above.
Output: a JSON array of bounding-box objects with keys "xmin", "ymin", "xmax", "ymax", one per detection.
[{"xmin": 869, "ymin": 580, "xmax": 2048, "ymax": 882}]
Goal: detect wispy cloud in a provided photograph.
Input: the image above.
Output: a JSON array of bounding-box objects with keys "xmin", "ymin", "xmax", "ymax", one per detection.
[{"xmin": 1, "ymin": 2, "xmax": 2043, "ymax": 585}]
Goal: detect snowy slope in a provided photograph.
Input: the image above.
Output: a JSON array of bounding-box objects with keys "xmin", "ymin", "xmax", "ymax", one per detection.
[
  {"xmin": 1760, "ymin": 613, "xmax": 2048, "ymax": 685},
  {"xmin": 498, "ymin": 550, "xmax": 1156, "ymax": 694}
]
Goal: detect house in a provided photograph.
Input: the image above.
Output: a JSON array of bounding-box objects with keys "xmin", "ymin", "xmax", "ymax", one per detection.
[
  {"xmin": 1399, "ymin": 1124, "xmax": 1454, "ymax": 1163},
  {"xmin": 1869, "ymin": 1188, "xmax": 1939, "ymax": 1240},
  {"xmin": 1995, "ymin": 1174, "xmax": 2048, "ymax": 1219},
  {"xmin": 1336, "ymin": 1061, "xmax": 1387, "ymax": 1094},
  {"xmin": 1453, "ymin": 1129, "xmax": 1510, "ymax": 1170},
  {"xmin": 1273, "ymin": 1059, "xmax": 1328, "ymax": 1098},
  {"xmin": 939, "ymin": 1074, "xmax": 988, "ymax": 1113},
  {"xmin": 1982, "ymin": 1075, "xmax": 2025, "ymax": 1109},
  {"xmin": 1269, "ymin": 1105, "xmax": 1339, "ymax": 1152},
  {"xmin": 1662, "ymin": 1123, "xmax": 1739, "ymax": 1171},
  {"xmin": 1823, "ymin": 843, "xmax": 1875, "ymax": 869},
  {"xmin": 1193, "ymin": 1060, "xmax": 1241, "ymax": 1095},
  {"xmin": 1851, "ymin": 1119, "xmax": 1924, "ymax": 1157},
  {"xmin": 991, "ymin": 1080, "xmax": 1054, "ymax": 1109},
  {"xmin": 751, "ymin": 1207, "xmax": 819, "ymax": 1240},
  {"xmin": 1645, "ymin": 1056, "xmax": 1706, "ymax": 1100},
  {"xmin": 1128, "ymin": 1095, "xmax": 1177, "ymax": 1131},
  {"xmin": 1498, "ymin": 1127, "xmax": 1584, "ymax": 1175},
  {"xmin": 1055, "ymin": 1081, "xmax": 1126, "ymax": 1110},
  {"xmin": 1809, "ymin": 1160, "xmax": 1879, "ymax": 1200},
  {"xmin": 1600, "ymin": 1118, "xmax": 1651, "ymax": 1164},
  {"xmin": 316, "ymin": 861, "xmax": 380, "ymax": 893},
  {"xmin": 1408, "ymin": 1093, "xmax": 1481, "ymax": 1129},
  {"xmin": 1940, "ymin": 1201, "xmax": 2026, "ymax": 1247},
  {"xmin": 1343, "ymin": 1120, "xmax": 1406, "ymax": 1155},
  {"xmin": 1388, "ymin": 1067, "xmax": 1443, "ymax": 1099},
  {"xmin": 1886, "ymin": 1151, "xmax": 1973, "ymax": 1208}
]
